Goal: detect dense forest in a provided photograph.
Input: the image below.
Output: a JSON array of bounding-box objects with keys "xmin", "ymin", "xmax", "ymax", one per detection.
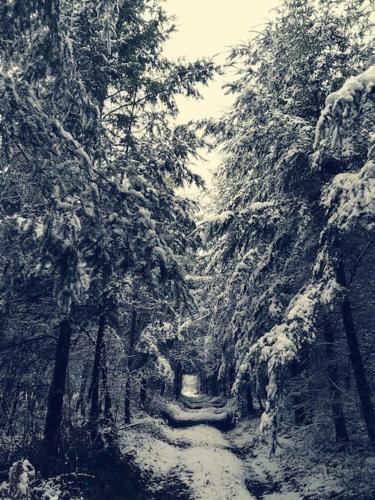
[{"xmin": 0, "ymin": 0, "xmax": 375, "ymax": 498}]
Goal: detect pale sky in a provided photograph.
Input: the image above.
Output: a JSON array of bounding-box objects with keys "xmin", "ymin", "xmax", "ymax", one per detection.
[
  {"xmin": 164, "ymin": 0, "xmax": 280, "ymax": 121},
  {"xmin": 163, "ymin": 0, "xmax": 280, "ymax": 195}
]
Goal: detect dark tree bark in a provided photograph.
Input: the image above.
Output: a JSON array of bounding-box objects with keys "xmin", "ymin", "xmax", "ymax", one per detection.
[
  {"xmin": 174, "ymin": 361, "xmax": 182, "ymax": 400},
  {"xmin": 212, "ymin": 370, "xmax": 219, "ymax": 397},
  {"xmin": 101, "ymin": 343, "xmax": 112, "ymax": 420},
  {"xmin": 323, "ymin": 318, "xmax": 349, "ymax": 442},
  {"xmin": 257, "ymin": 391, "xmax": 264, "ymax": 412},
  {"xmin": 160, "ymin": 380, "xmax": 166, "ymax": 396},
  {"xmin": 224, "ymin": 364, "xmax": 236, "ymax": 398},
  {"xmin": 89, "ymin": 314, "xmax": 106, "ymax": 423},
  {"xmin": 229, "ymin": 364, "xmax": 236, "ymax": 386},
  {"xmin": 124, "ymin": 378, "xmax": 131, "ymax": 424},
  {"xmin": 124, "ymin": 310, "xmax": 137, "ymax": 424},
  {"xmin": 44, "ymin": 318, "xmax": 72, "ymax": 456},
  {"xmin": 200, "ymin": 372, "xmax": 208, "ymax": 394},
  {"xmin": 290, "ymin": 359, "xmax": 306, "ymax": 425},
  {"xmin": 335, "ymin": 249, "xmax": 375, "ymax": 446},
  {"xmin": 140, "ymin": 375, "xmax": 147, "ymax": 408},
  {"xmin": 246, "ymin": 375, "xmax": 254, "ymax": 415},
  {"xmin": 76, "ymin": 360, "xmax": 90, "ymax": 417},
  {"xmin": 206, "ymin": 372, "xmax": 218, "ymax": 396},
  {"xmin": 217, "ymin": 377, "xmax": 224, "ymax": 396}
]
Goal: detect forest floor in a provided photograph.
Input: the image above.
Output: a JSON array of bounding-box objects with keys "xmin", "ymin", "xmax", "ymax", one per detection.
[
  {"xmin": 119, "ymin": 394, "xmax": 375, "ymax": 500},
  {"xmin": 2, "ymin": 394, "xmax": 374, "ymax": 498},
  {"xmin": 120, "ymin": 395, "xmax": 250, "ymax": 499}
]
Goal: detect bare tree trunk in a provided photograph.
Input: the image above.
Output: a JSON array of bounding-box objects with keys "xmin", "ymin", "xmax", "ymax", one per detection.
[
  {"xmin": 200, "ymin": 371, "xmax": 208, "ymax": 395},
  {"xmin": 290, "ymin": 359, "xmax": 306, "ymax": 425},
  {"xmin": 89, "ymin": 314, "xmax": 106, "ymax": 423},
  {"xmin": 224, "ymin": 364, "xmax": 235, "ymax": 398},
  {"xmin": 323, "ymin": 318, "xmax": 349, "ymax": 442},
  {"xmin": 212, "ymin": 369, "xmax": 219, "ymax": 397},
  {"xmin": 140, "ymin": 375, "xmax": 147, "ymax": 408},
  {"xmin": 335, "ymin": 250, "xmax": 375, "ymax": 446},
  {"xmin": 101, "ymin": 343, "xmax": 112, "ymax": 420},
  {"xmin": 257, "ymin": 391, "xmax": 264, "ymax": 412},
  {"xmin": 76, "ymin": 360, "xmax": 90, "ymax": 417},
  {"xmin": 125, "ymin": 310, "xmax": 137, "ymax": 424},
  {"xmin": 160, "ymin": 380, "xmax": 166, "ymax": 396},
  {"xmin": 44, "ymin": 318, "xmax": 72, "ymax": 456},
  {"xmin": 174, "ymin": 361, "xmax": 182, "ymax": 400},
  {"xmin": 124, "ymin": 378, "xmax": 131, "ymax": 424},
  {"xmin": 246, "ymin": 375, "xmax": 254, "ymax": 415}
]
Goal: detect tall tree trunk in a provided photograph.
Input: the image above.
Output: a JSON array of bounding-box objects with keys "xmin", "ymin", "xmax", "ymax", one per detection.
[
  {"xmin": 76, "ymin": 360, "xmax": 90, "ymax": 417},
  {"xmin": 89, "ymin": 314, "xmax": 106, "ymax": 423},
  {"xmin": 160, "ymin": 380, "xmax": 166, "ymax": 396},
  {"xmin": 44, "ymin": 318, "xmax": 72, "ymax": 456},
  {"xmin": 290, "ymin": 359, "xmax": 306, "ymax": 425},
  {"xmin": 200, "ymin": 372, "xmax": 208, "ymax": 394},
  {"xmin": 212, "ymin": 369, "xmax": 219, "ymax": 397},
  {"xmin": 208, "ymin": 374, "xmax": 217, "ymax": 396},
  {"xmin": 174, "ymin": 361, "xmax": 182, "ymax": 400},
  {"xmin": 335, "ymin": 250, "xmax": 375, "ymax": 446},
  {"xmin": 246, "ymin": 375, "xmax": 254, "ymax": 415},
  {"xmin": 124, "ymin": 378, "xmax": 131, "ymax": 424},
  {"xmin": 140, "ymin": 375, "xmax": 147, "ymax": 408},
  {"xmin": 257, "ymin": 391, "xmax": 264, "ymax": 412},
  {"xmin": 101, "ymin": 344, "xmax": 112, "ymax": 421},
  {"xmin": 225, "ymin": 364, "xmax": 236, "ymax": 398},
  {"xmin": 125, "ymin": 310, "xmax": 137, "ymax": 424},
  {"xmin": 323, "ymin": 318, "xmax": 349, "ymax": 442}
]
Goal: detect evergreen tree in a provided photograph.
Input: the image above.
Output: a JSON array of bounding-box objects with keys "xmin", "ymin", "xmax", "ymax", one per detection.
[
  {"xmin": 0, "ymin": 0, "xmax": 215, "ymax": 459},
  {"xmin": 202, "ymin": 0, "xmax": 375, "ymax": 450}
]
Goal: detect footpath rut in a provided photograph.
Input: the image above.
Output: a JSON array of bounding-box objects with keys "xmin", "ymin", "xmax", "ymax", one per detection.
[{"xmin": 159, "ymin": 395, "xmax": 260, "ymax": 500}]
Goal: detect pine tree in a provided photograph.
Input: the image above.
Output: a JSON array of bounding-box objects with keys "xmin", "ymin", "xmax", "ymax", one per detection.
[
  {"xmin": 0, "ymin": 0, "xmax": 215, "ymax": 458},
  {"xmin": 202, "ymin": 0, "xmax": 375, "ymax": 450}
]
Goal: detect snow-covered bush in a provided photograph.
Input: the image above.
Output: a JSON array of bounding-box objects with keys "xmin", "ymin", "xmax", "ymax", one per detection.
[{"xmin": 0, "ymin": 460, "xmax": 35, "ymax": 500}]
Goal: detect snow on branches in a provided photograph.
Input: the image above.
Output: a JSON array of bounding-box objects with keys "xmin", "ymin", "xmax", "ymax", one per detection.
[
  {"xmin": 322, "ymin": 160, "xmax": 375, "ymax": 232},
  {"xmin": 315, "ymin": 65, "xmax": 375, "ymax": 154},
  {"xmin": 242, "ymin": 255, "xmax": 342, "ymax": 439},
  {"xmin": 324, "ymin": 66, "xmax": 375, "ymax": 108},
  {"xmin": 0, "ymin": 459, "xmax": 36, "ymax": 500},
  {"xmin": 315, "ymin": 65, "xmax": 375, "ymax": 233},
  {"xmin": 96, "ymin": 0, "xmax": 123, "ymax": 55},
  {"xmin": 136, "ymin": 322, "xmax": 177, "ymax": 383},
  {"xmin": 246, "ymin": 67, "xmax": 375, "ymax": 444}
]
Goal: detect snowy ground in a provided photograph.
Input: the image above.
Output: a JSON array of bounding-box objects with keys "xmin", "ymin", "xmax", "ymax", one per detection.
[
  {"xmin": 3, "ymin": 397, "xmax": 374, "ymax": 499},
  {"xmin": 166, "ymin": 399, "xmax": 231, "ymax": 424},
  {"xmin": 120, "ymin": 399, "xmax": 252, "ymax": 499},
  {"xmin": 120, "ymin": 396, "xmax": 375, "ymax": 499},
  {"xmin": 227, "ymin": 418, "xmax": 375, "ymax": 499}
]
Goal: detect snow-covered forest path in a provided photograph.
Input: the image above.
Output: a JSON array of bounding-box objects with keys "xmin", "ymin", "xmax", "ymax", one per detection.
[
  {"xmin": 164, "ymin": 424, "xmax": 252, "ymax": 499},
  {"xmin": 162, "ymin": 395, "xmax": 253, "ymax": 499},
  {"xmin": 121, "ymin": 395, "xmax": 287, "ymax": 499}
]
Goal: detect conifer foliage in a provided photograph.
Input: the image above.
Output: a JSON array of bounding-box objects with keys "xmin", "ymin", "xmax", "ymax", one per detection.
[
  {"xmin": 0, "ymin": 0, "xmax": 214, "ymax": 466},
  {"xmin": 202, "ymin": 0, "xmax": 375, "ymax": 451}
]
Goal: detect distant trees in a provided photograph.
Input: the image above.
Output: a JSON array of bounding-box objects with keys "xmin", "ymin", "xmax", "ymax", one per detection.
[{"xmin": 201, "ymin": 0, "xmax": 375, "ymax": 450}]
